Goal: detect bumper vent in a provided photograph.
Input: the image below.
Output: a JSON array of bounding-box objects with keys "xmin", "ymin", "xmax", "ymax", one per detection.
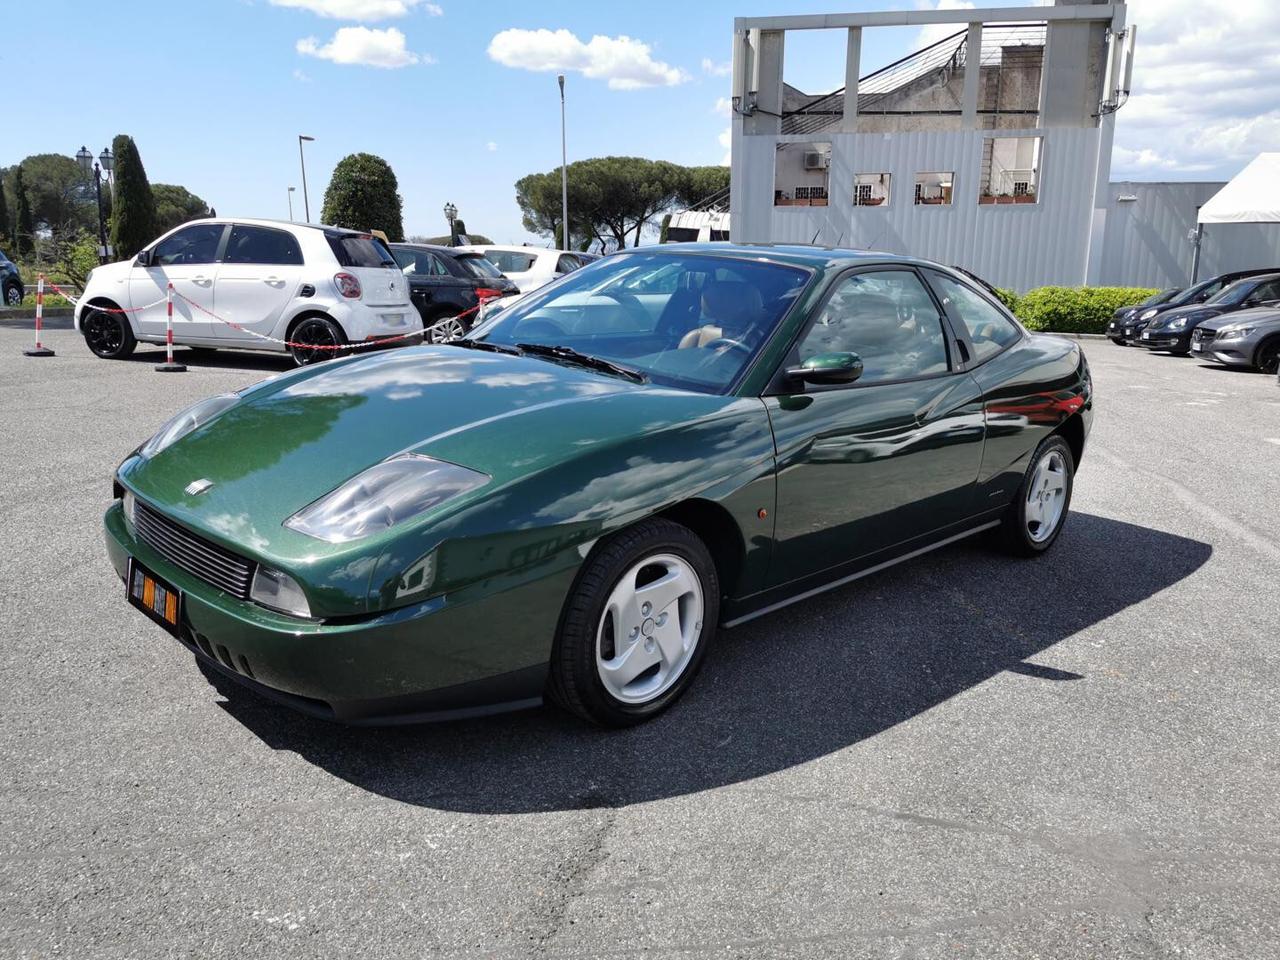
[{"xmin": 134, "ymin": 500, "xmax": 256, "ymax": 599}]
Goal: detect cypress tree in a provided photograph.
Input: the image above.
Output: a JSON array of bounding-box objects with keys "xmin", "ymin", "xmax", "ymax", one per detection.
[
  {"xmin": 13, "ymin": 167, "xmax": 33, "ymax": 257},
  {"xmin": 0, "ymin": 172, "xmax": 10, "ymax": 247},
  {"xmin": 108, "ymin": 134, "xmax": 157, "ymax": 260},
  {"xmin": 320, "ymin": 153, "xmax": 404, "ymax": 242}
]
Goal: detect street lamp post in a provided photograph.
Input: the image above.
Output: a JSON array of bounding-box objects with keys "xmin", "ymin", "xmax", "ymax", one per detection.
[
  {"xmin": 298, "ymin": 135, "xmax": 315, "ymax": 222},
  {"xmin": 76, "ymin": 145, "xmax": 114, "ymax": 265},
  {"xmin": 443, "ymin": 201, "xmax": 458, "ymax": 246},
  {"xmin": 558, "ymin": 74, "xmax": 569, "ymax": 251},
  {"xmin": 288, "ymin": 186, "xmax": 296, "ymax": 221}
]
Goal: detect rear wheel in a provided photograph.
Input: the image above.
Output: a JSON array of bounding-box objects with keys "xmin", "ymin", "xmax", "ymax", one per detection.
[
  {"xmin": 425, "ymin": 312, "xmax": 467, "ymax": 344},
  {"xmin": 82, "ymin": 307, "xmax": 137, "ymax": 359},
  {"xmin": 289, "ymin": 316, "xmax": 345, "ymax": 366},
  {"xmin": 3, "ymin": 282, "xmax": 21, "ymax": 307},
  {"xmin": 1256, "ymin": 338, "xmax": 1280, "ymax": 375},
  {"xmin": 548, "ymin": 518, "xmax": 718, "ymax": 726},
  {"xmin": 996, "ymin": 435, "xmax": 1074, "ymax": 557}
]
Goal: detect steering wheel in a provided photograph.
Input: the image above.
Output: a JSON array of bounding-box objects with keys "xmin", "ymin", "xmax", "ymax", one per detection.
[
  {"xmin": 597, "ymin": 290, "xmax": 650, "ymax": 327},
  {"xmin": 702, "ymin": 337, "xmax": 752, "ymax": 355},
  {"xmin": 515, "ymin": 317, "xmax": 567, "ymax": 338}
]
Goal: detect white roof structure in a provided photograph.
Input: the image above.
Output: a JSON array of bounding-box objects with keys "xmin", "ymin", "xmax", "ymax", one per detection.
[{"xmin": 1198, "ymin": 154, "xmax": 1280, "ymax": 224}]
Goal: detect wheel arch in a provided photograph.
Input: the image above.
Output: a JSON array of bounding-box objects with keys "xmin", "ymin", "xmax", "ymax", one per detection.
[
  {"xmin": 76, "ymin": 297, "xmax": 128, "ymax": 334},
  {"xmin": 655, "ymin": 498, "xmax": 747, "ymax": 601},
  {"xmin": 1054, "ymin": 413, "xmax": 1086, "ymax": 469},
  {"xmin": 1252, "ymin": 331, "xmax": 1280, "ymax": 369},
  {"xmin": 285, "ymin": 309, "xmax": 346, "ymax": 344}
]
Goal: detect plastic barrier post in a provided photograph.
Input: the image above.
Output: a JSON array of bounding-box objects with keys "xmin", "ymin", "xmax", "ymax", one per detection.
[
  {"xmin": 23, "ymin": 275, "xmax": 55, "ymax": 357},
  {"xmin": 155, "ymin": 282, "xmax": 186, "ymax": 373}
]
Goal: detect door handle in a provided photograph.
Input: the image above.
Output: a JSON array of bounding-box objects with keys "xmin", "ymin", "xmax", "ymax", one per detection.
[
  {"xmin": 191, "ymin": 275, "xmax": 212, "ymax": 286},
  {"xmin": 264, "ymin": 276, "xmax": 285, "ymax": 286}
]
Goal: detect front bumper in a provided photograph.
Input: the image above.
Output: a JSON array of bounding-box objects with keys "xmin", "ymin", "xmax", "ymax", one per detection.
[
  {"xmin": 1138, "ymin": 329, "xmax": 1191, "ymax": 351},
  {"xmin": 104, "ymin": 502, "xmax": 567, "ymax": 723},
  {"xmin": 1191, "ymin": 336, "xmax": 1253, "ymax": 365}
]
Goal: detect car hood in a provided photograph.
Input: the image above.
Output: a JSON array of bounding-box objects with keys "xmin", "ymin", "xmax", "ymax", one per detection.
[
  {"xmin": 118, "ymin": 346, "xmax": 750, "ymax": 562},
  {"xmin": 1203, "ymin": 305, "xmax": 1280, "ymax": 333},
  {"xmin": 1148, "ymin": 304, "xmax": 1220, "ymax": 329}
]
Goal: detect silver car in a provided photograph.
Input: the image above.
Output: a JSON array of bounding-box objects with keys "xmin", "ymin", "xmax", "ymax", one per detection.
[{"xmin": 1192, "ymin": 306, "xmax": 1280, "ymax": 374}]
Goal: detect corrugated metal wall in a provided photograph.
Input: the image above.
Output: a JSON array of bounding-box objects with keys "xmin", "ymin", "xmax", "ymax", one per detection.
[
  {"xmin": 731, "ymin": 126, "xmax": 1104, "ymax": 291},
  {"xmin": 1099, "ymin": 181, "xmax": 1280, "ymax": 288}
]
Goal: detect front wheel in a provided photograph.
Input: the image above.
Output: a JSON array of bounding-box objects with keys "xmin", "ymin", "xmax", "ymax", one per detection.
[
  {"xmin": 1256, "ymin": 339, "xmax": 1280, "ymax": 375},
  {"xmin": 548, "ymin": 518, "xmax": 719, "ymax": 726},
  {"xmin": 1109, "ymin": 337, "xmax": 1125, "ymax": 346},
  {"xmin": 82, "ymin": 308, "xmax": 137, "ymax": 359},
  {"xmin": 289, "ymin": 316, "xmax": 346, "ymax": 366},
  {"xmin": 4, "ymin": 283, "xmax": 21, "ymax": 307},
  {"xmin": 996, "ymin": 435, "xmax": 1075, "ymax": 557}
]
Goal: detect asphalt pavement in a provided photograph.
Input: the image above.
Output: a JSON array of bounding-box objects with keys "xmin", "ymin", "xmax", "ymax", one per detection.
[{"xmin": 2, "ymin": 329, "xmax": 1278, "ymax": 958}]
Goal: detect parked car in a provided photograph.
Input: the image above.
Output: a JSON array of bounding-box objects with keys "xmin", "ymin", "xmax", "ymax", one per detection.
[
  {"xmin": 1191, "ymin": 306, "xmax": 1280, "ymax": 373},
  {"xmin": 1106, "ymin": 287, "xmax": 1179, "ymax": 344},
  {"xmin": 1139, "ymin": 273, "xmax": 1280, "ymax": 354},
  {"xmin": 456, "ymin": 245, "xmax": 591, "ymax": 293},
  {"xmin": 1, "ymin": 249, "xmax": 24, "ymax": 307},
  {"xmin": 389, "ymin": 243, "xmax": 520, "ymax": 342},
  {"xmin": 1110, "ymin": 269, "xmax": 1280, "ymax": 344},
  {"xmin": 74, "ymin": 219, "xmax": 414, "ymax": 366},
  {"xmin": 105, "ymin": 244, "xmax": 1091, "ymax": 727}
]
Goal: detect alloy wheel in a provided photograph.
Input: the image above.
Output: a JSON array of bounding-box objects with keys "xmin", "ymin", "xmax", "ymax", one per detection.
[
  {"xmin": 428, "ymin": 316, "xmax": 466, "ymax": 344},
  {"xmin": 1259, "ymin": 342, "xmax": 1280, "ymax": 375},
  {"xmin": 1026, "ymin": 449, "xmax": 1068, "ymax": 543},
  {"xmin": 291, "ymin": 318, "xmax": 342, "ymax": 365},
  {"xmin": 84, "ymin": 311, "xmax": 124, "ymax": 356},
  {"xmin": 4, "ymin": 285, "xmax": 20, "ymax": 306},
  {"xmin": 596, "ymin": 553, "xmax": 704, "ymax": 705}
]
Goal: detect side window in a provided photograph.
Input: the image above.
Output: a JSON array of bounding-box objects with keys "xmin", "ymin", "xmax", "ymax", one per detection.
[
  {"xmin": 223, "ymin": 226, "xmax": 304, "ymax": 266},
  {"xmin": 425, "ymin": 253, "xmax": 451, "ymax": 276},
  {"xmin": 796, "ymin": 269, "xmax": 949, "ymax": 384},
  {"xmin": 152, "ymin": 224, "xmax": 225, "ymax": 266},
  {"xmin": 930, "ymin": 273, "xmax": 1021, "ymax": 363},
  {"xmin": 556, "ymin": 254, "xmax": 581, "ymax": 275},
  {"xmin": 1252, "ymin": 279, "xmax": 1280, "ymax": 303}
]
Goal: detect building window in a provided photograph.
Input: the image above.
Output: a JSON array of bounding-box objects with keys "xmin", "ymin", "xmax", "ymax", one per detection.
[
  {"xmin": 914, "ymin": 171, "xmax": 953, "ymax": 206},
  {"xmin": 854, "ymin": 173, "xmax": 891, "ymax": 207},
  {"xmin": 774, "ymin": 142, "xmax": 831, "ymax": 206},
  {"xmin": 980, "ymin": 137, "xmax": 1041, "ymax": 204}
]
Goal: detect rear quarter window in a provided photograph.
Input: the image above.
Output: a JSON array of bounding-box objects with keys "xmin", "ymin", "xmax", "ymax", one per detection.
[
  {"xmin": 327, "ymin": 234, "xmax": 397, "ymax": 268},
  {"xmin": 485, "ymin": 251, "xmax": 538, "ymax": 273}
]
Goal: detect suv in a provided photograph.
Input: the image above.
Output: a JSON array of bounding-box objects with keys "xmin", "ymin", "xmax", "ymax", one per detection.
[
  {"xmin": 1139, "ymin": 273, "xmax": 1280, "ymax": 354},
  {"xmin": 456, "ymin": 245, "xmax": 591, "ymax": 294},
  {"xmin": 1, "ymin": 249, "xmax": 24, "ymax": 307},
  {"xmin": 389, "ymin": 243, "xmax": 519, "ymax": 342},
  {"xmin": 1111, "ymin": 268, "xmax": 1280, "ymax": 344},
  {"xmin": 74, "ymin": 219, "xmax": 414, "ymax": 365}
]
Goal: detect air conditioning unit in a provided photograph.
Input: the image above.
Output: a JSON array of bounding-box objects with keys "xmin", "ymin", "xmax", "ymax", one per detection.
[{"xmin": 803, "ymin": 152, "xmax": 829, "ymax": 170}]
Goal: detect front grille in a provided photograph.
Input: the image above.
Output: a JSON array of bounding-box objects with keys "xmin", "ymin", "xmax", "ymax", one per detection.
[
  {"xmin": 134, "ymin": 500, "xmax": 255, "ymax": 599},
  {"xmin": 1194, "ymin": 329, "xmax": 1215, "ymax": 344}
]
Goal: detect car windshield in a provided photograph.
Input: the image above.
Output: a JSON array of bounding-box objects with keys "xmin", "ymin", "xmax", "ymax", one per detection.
[
  {"xmin": 1207, "ymin": 280, "xmax": 1256, "ymax": 306},
  {"xmin": 1144, "ymin": 288, "xmax": 1180, "ymax": 306},
  {"xmin": 1168, "ymin": 278, "xmax": 1223, "ymax": 306},
  {"xmin": 484, "ymin": 250, "xmax": 539, "ymax": 273},
  {"xmin": 471, "ymin": 252, "xmax": 811, "ymax": 394},
  {"xmin": 457, "ymin": 254, "xmax": 504, "ymax": 279}
]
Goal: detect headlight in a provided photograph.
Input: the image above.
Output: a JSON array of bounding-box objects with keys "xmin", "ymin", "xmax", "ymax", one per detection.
[
  {"xmin": 1217, "ymin": 326, "xmax": 1251, "ymax": 341},
  {"xmin": 284, "ymin": 454, "xmax": 489, "ymax": 543},
  {"xmin": 250, "ymin": 566, "xmax": 312, "ymax": 619},
  {"xmin": 1169, "ymin": 317, "xmax": 1188, "ymax": 329},
  {"xmin": 1139, "ymin": 309, "xmax": 1159, "ymax": 320},
  {"xmin": 139, "ymin": 394, "xmax": 239, "ymax": 459}
]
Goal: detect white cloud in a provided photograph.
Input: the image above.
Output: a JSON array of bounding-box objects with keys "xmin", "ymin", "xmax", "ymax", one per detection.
[
  {"xmin": 271, "ymin": 0, "xmax": 431, "ymax": 20},
  {"xmin": 292, "ymin": 68, "xmax": 311, "ymax": 82},
  {"xmin": 1111, "ymin": 0, "xmax": 1280, "ymax": 179},
  {"xmin": 701, "ymin": 57, "xmax": 731, "ymax": 77},
  {"xmin": 719, "ymin": 126, "xmax": 731, "ymax": 167},
  {"xmin": 713, "ymin": 96, "xmax": 732, "ymax": 118},
  {"xmin": 486, "ymin": 141, "xmax": 498, "ymax": 152},
  {"xmin": 487, "ymin": 28, "xmax": 687, "ymax": 90},
  {"xmin": 913, "ymin": 0, "xmax": 976, "ymax": 50},
  {"xmin": 424, "ymin": 2, "xmax": 443, "ymax": 13},
  {"xmin": 296, "ymin": 27, "xmax": 423, "ymax": 68}
]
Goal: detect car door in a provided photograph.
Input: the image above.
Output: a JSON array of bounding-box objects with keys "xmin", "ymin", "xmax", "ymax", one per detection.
[
  {"xmin": 210, "ymin": 224, "xmax": 306, "ymax": 342},
  {"xmin": 400, "ymin": 249, "xmax": 471, "ymax": 321},
  {"xmin": 128, "ymin": 223, "xmax": 225, "ymax": 341},
  {"xmin": 763, "ymin": 266, "xmax": 987, "ymax": 587}
]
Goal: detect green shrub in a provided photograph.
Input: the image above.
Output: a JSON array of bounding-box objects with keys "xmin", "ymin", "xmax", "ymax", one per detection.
[
  {"xmin": 993, "ymin": 287, "xmax": 1020, "ymax": 315},
  {"xmin": 1014, "ymin": 286, "xmax": 1160, "ymax": 334}
]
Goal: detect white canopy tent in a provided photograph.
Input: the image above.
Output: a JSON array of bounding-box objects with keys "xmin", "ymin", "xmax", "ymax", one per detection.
[
  {"xmin": 1189, "ymin": 153, "xmax": 1280, "ymax": 281},
  {"xmin": 1198, "ymin": 153, "xmax": 1280, "ymax": 224}
]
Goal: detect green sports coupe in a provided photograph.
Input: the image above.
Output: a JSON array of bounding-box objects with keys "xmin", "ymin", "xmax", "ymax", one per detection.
[{"xmin": 106, "ymin": 244, "xmax": 1092, "ymax": 726}]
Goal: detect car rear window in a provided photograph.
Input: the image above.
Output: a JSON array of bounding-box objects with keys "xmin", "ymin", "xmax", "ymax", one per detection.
[
  {"xmin": 457, "ymin": 254, "xmax": 503, "ymax": 279},
  {"xmin": 484, "ymin": 250, "xmax": 538, "ymax": 273},
  {"xmin": 327, "ymin": 234, "xmax": 397, "ymax": 268}
]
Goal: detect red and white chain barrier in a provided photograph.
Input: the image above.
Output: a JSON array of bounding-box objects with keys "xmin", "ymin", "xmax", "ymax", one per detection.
[
  {"xmin": 44, "ymin": 280, "xmax": 167, "ymax": 314},
  {"xmin": 23, "ymin": 275, "xmax": 55, "ymax": 357}
]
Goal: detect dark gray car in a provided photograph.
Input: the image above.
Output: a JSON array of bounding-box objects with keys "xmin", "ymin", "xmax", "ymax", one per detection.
[
  {"xmin": 1, "ymin": 249, "xmax": 24, "ymax": 307},
  {"xmin": 1192, "ymin": 306, "xmax": 1280, "ymax": 374}
]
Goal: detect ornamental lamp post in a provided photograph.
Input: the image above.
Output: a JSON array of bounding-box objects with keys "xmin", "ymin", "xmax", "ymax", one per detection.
[
  {"xmin": 444, "ymin": 201, "xmax": 458, "ymax": 246},
  {"xmin": 77, "ymin": 145, "xmax": 112, "ymax": 264}
]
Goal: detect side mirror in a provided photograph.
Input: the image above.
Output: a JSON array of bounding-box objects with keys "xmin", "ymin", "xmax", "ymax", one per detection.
[
  {"xmin": 135, "ymin": 250, "xmax": 152, "ymax": 267},
  {"xmin": 786, "ymin": 351, "xmax": 864, "ymax": 386}
]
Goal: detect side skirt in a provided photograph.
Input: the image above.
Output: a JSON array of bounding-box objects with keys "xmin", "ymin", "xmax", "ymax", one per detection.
[{"xmin": 722, "ymin": 519, "xmax": 1000, "ymax": 629}]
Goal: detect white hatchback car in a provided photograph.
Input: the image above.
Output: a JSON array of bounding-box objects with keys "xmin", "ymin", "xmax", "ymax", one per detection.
[
  {"xmin": 75, "ymin": 218, "xmax": 415, "ymax": 365},
  {"xmin": 456, "ymin": 245, "xmax": 590, "ymax": 294}
]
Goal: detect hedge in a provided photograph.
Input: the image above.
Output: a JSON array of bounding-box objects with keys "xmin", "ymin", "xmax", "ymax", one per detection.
[{"xmin": 1007, "ymin": 286, "xmax": 1160, "ymax": 335}]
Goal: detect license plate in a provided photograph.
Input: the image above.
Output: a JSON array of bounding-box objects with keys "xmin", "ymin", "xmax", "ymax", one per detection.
[
  {"xmin": 1142, "ymin": 331, "xmax": 1151, "ymax": 339},
  {"xmin": 126, "ymin": 557, "xmax": 182, "ymax": 637},
  {"xmin": 1124, "ymin": 328, "xmax": 1132, "ymax": 336},
  {"xmin": 1192, "ymin": 341, "xmax": 1202, "ymax": 352},
  {"xmin": 383, "ymin": 313, "xmax": 405, "ymax": 325}
]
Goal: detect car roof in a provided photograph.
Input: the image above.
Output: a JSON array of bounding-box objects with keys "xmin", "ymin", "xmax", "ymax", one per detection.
[
  {"xmin": 614, "ymin": 241, "xmax": 928, "ymax": 271},
  {"xmin": 389, "ymin": 242, "xmax": 478, "ymax": 257},
  {"xmin": 174, "ymin": 217, "xmax": 375, "ymax": 237}
]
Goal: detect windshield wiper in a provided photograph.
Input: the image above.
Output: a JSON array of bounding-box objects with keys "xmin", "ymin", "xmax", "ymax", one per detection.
[
  {"xmin": 450, "ymin": 338, "xmax": 523, "ymax": 356},
  {"xmin": 516, "ymin": 343, "xmax": 648, "ymax": 383}
]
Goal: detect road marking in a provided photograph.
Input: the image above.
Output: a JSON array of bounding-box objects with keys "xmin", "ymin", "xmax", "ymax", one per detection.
[{"xmin": 1265, "ymin": 438, "xmax": 1280, "ymax": 446}]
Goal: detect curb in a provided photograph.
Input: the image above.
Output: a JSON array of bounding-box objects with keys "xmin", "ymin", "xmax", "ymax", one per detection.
[{"xmin": 0, "ymin": 314, "xmax": 74, "ymax": 330}]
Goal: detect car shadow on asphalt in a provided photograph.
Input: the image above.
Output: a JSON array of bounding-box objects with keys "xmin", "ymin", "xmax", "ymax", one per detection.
[
  {"xmin": 200, "ymin": 512, "xmax": 1211, "ymax": 813},
  {"xmin": 125, "ymin": 346, "xmax": 295, "ymax": 374}
]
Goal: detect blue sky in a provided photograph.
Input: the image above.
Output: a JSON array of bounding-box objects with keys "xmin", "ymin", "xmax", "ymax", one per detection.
[{"xmin": 5, "ymin": 0, "xmax": 1272, "ymax": 244}]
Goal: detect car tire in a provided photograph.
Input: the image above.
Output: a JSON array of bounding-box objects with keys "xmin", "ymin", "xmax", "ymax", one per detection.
[
  {"xmin": 289, "ymin": 315, "xmax": 346, "ymax": 366},
  {"xmin": 3, "ymin": 282, "xmax": 21, "ymax": 307},
  {"xmin": 1109, "ymin": 337, "xmax": 1125, "ymax": 346},
  {"xmin": 996, "ymin": 434, "xmax": 1075, "ymax": 557},
  {"xmin": 1255, "ymin": 337, "xmax": 1280, "ymax": 375},
  {"xmin": 548, "ymin": 518, "xmax": 719, "ymax": 727},
  {"xmin": 424, "ymin": 311, "xmax": 468, "ymax": 344},
  {"xmin": 82, "ymin": 307, "xmax": 137, "ymax": 360}
]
